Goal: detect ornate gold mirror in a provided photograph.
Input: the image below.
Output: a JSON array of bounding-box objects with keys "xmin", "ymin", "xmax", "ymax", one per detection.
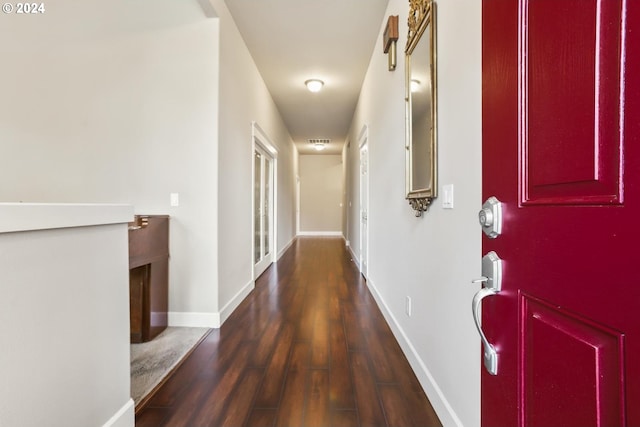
[{"xmin": 405, "ymin": 0, "xmax": 437, "ymax": 216}]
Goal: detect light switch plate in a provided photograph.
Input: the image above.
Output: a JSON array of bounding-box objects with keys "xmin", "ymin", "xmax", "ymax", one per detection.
[
  {"xmin": 442, "ymin": 184, "xmax": 454, "ymax": 209},
  {"xmin": 170, "ymin": 193, "xmax": 180, "ymax": 207}
]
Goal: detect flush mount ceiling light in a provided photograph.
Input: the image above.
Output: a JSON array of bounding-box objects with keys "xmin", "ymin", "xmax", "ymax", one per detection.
[
  {"xmin": 308, "ymin": 138, "xmax": 330, "ymax": 151},
  {"xmin": 305, "ymin": 79, "xmax": 324, "ymax": 93}
]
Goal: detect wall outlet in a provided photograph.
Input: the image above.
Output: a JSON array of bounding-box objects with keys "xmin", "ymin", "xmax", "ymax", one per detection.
[{"xmin": 405, "ymin": 296, "xmax": 412, "ymax": 317}]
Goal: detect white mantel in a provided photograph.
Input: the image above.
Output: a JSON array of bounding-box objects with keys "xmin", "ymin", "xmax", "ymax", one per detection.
[{"xmin": 0, "ymin": 203, "xmax": 135, "ymax": 427}]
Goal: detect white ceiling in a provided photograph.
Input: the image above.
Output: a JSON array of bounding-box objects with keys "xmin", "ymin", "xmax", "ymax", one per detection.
[{"xmin": 224, "ymin": 0, "xmax": 390, "ymax": 154}]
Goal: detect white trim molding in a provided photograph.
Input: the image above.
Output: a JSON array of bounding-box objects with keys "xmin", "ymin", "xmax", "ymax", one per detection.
[
  {"xmin": 102, "ymin": 398, "xmax": 134, "ymax": 427},
  {"xmin": 251, "ymin": 121, "xmax": 279, "ymax": 281},
  {"xmin": 358, "ymin": 124, "xmax": 370, "ymax": 278},
  {"xmin": 297, "ymin": 231, "xmax": 343, "ymax": 236},
  {"xmin": 169, "ymin": 311, "xmax": 221, "ymax": 329},
  {"xmin": 219, "ymin": 280, "xmax": 255, "ymax": 325},
  {"xmin": 347, "ymin": 245, "xmax": 360, "ymax": 269},
  {"xmin": 168, "ymin": 280, "xmax": 255, "ymax": 329},
  {"xmin": 365, "ymin": 277, "xmax": 464, "ymax": 427},
  {"xmin": 277, "ymin": 236, "xmax": 296, "ymax": 260}
]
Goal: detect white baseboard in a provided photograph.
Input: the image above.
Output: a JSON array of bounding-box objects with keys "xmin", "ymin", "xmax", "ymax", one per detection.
[
  {"xmin": 366, "ymin": 277, "xmax": 463, "ymax": 427},
  {"xmin": 219, "ymin": 279, "xmax": 254, "ymax": 325},
  {"xmin": 169, "ymin": 311, "xmax": 221, "ymax": 328},
  {"xmin": 168, "ymin": 280, "xmax": 255, "ymax": 329},
  {"xmin": 102, "ymin": 398, "xmax": 134, "ymax": 427},
  {"xmin": 297, "ymin": 231, "xmax": 343, "ymax": 236},
  {"xmin": 347, "ymin": 245, "xmax": 360, "ymax": 269},
  {"xmin": 277, "ymin": 237, "xmax": 296, "ymax": 260}
]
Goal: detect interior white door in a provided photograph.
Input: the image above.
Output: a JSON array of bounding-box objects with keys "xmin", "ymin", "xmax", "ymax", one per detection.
[
  {"xmin": 359, "ymin": 142, "xmax": 369, "ymax": 278},
  {"xmin": 254, "ymin": 146, "xmax": 274, "ymax": 277}
]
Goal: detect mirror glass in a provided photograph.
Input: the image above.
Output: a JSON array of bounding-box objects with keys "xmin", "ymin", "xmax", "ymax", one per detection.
[
  {"xmin": 410, "ymin": 24, "xmax": 431, "ymax": 190},
  {"xmin": 405, "ymin": 0, "xmax": 436, "ymax": 217}
]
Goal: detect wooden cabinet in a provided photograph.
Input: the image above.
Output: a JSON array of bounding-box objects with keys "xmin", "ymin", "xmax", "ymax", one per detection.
[{"xmin": 128, "ymin": 215, "xmax": 169, "ymax": 343}]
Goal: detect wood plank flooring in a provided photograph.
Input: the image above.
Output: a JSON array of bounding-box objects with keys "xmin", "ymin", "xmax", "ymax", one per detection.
[{"xmin": 136, "ymin": 237, "xmax": 442, "ymax": 427}]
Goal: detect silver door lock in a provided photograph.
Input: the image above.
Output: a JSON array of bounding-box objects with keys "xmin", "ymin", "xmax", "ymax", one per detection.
[{"xmin": 479, "ymin": 196, "xmax": 502, "ymax": 238}]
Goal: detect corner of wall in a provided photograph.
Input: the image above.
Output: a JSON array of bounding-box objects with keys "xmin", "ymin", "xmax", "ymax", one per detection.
[
  {"xmin": 218, "ymin": 279, "xmax": 255, "ymax": 325},
  {"xmin": 277, "ymin": 236, "xmax": 296, "ymax": 260}
]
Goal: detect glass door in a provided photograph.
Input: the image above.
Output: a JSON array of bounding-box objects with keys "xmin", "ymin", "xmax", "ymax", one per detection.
[{"xmin": 254, "ymin": 146, "xmax": 274, "ymax": 277}]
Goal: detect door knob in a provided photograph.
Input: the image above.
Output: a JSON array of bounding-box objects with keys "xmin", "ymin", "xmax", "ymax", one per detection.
[{"xmin": 479, "ymin": 197, "xmax": 502, "ymax": 238}]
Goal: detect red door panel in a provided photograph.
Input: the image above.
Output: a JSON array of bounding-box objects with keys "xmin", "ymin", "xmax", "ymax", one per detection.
[
  {"xmin": 522, "ymin": 295, "xmax": 625, "ymax": 427},
  {"xmin": 482, "ymin": 0, "xmax": 640, "ymax": 425},
  {"xmin": 523, "ymin": 0, "xmax": 623, "ymax": 204}
]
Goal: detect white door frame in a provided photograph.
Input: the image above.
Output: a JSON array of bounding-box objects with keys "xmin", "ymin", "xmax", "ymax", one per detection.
[
  {"xmin": 295, "ymin": 175, "xmax": 301, "ymax": 236},
  {"xmin": 343, "ymin": 139, "xmax": 350, "ymax": 247},
  {"xmin": 358, "ymin": 125, "xmax": 369, "ymax": 278},
  {"xmin": 252, "ymin": 122, "xmax": 278, "ymax": 279}
]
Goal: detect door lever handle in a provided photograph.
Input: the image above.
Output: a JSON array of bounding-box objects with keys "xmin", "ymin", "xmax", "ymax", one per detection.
[
  {"xmin": 472, "ymin": 286, "xmax": 499, "ymax": 375},
  {"xmin": 471, "ymin": 251, "xmax": 502, "ymax": 376}
]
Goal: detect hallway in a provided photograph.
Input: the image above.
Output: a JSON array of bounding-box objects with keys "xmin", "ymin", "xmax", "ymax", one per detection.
[{"xmin": 135, "ymin": 237, "xmax": 442, "ymax": 426}]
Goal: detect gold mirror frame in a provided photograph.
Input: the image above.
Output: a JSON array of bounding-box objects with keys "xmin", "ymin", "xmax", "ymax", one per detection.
[{"xmin": 405, "ymin": 0, "xmax": 437, "ymax": 217}]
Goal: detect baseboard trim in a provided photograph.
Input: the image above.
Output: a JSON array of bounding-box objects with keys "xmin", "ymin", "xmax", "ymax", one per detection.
[
  {"xmin": 102, "ymin": 398, "xmax": 134, "ymax": 427},
  {"xmin": 347, "ymin": 245, "xmax": 360, "ymax": 269},
  {"xmin": 168, "ymin": 311, "xmax": 221, "ymax": 328},
  {"xmin": 297, "ymin": 231, "xmax": 343, "ymax": 236},
  {"xmin": 168, "ymin": 281, "xmax": 255, "ymax": 329},
  {"xmin": 277, "ymin": 236, "xmax": 296, "ymax": 260},
  {"xmin": 366, "ymin": 277, "xmax": 463, "ymax": 427},
  {"xmin": 219, "ymin": 279, "xmax": 254, "ymax": 325}
]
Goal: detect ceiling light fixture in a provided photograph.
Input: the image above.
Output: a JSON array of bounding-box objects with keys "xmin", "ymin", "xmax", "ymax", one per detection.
[
  {"xmin": 305, "ymin": 79, "xmax": 324, "ymax": 93},
  {"xmin": 308, "ymin": 138, "xmax": 330, "ymax": 151}
]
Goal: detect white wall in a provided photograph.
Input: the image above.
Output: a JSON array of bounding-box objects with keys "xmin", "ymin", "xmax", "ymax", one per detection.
[
  {"xmin": 298, "ymin": 154, "xmax": 343, "ymax": 234},
  {"xmin": 345, "ymin": 1, "xmax": 482, "ymax": 426},
  {"xmin": 0, "ymin": 0, "xmax": 297, "ymax": 327},
  {"xmin": 212, "ymin": 0, "xmax": 297, "ymax": 319},
  {"xmin": 0, "ymin": 206, "xmax": 134, "ymax": 427},
  {"xmin": 0, "ymin": 0, "xmax": 221, "ymax": 323}
]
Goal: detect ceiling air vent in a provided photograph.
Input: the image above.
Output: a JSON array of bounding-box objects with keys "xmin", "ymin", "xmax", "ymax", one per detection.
[{"xmin": 308, "ymin": 139, "xmax": 331, "ymax": 151}]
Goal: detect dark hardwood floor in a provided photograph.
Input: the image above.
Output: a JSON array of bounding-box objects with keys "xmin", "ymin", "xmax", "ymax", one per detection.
[{"xmin": 136, "ymin": 237, "xmax": 442, "ymax": 427}]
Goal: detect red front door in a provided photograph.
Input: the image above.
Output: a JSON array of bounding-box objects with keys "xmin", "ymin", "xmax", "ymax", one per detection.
[{"xmin": 482, "ymin": 1, "xmax": 640, "ymax": 425}]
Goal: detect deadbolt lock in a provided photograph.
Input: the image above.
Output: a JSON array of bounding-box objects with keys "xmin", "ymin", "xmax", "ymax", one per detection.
[{"xmin": 479, "ymin": 197, "xmax": 502, "ymax": 238}]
